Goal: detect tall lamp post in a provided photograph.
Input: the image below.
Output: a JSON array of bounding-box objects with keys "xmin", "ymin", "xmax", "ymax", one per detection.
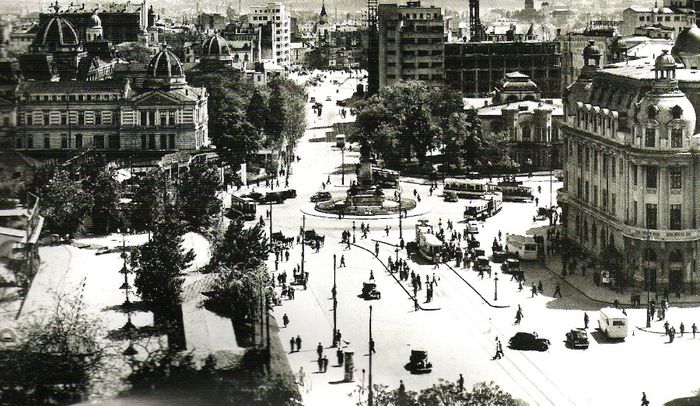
[
  {"xmin": 368, "ymin": 305, "xmax": 374, "ymax": 406},
  {"xmin": 341, "ymin": 145, "xmax": 346, "ymax": 185},
  {"xmin": 269, "ymin": 200, "xmax": 273, "ymax": 252},
  {"xmin": 646, "ymin": 230, "xmax": 652, "ymax": 328},
  {"xmin": 494, "ymin": 272, "xmax": 499, "ymax": 301},
  {"xmin": 301, "ymin": 215, "xmax": 306, "ymax": 274},
  {"xmin": 332, "ymin": 254, "xmax": 338, "ymax": 347}
]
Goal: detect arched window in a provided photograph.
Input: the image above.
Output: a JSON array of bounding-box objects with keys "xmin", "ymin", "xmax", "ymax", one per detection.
[
  {"xmin": 645, "ymin": 127, "xmax": 656, "ymax": 147},
  {"xmin": 671, "ymin": 105, "xmax": 683, "ymax": 119},
  {"xmin": 521, "ymin": 125, "xmax": 531, "ymax": 141},
  {"xmin": 669, "ymin": 250, "xmax": 683, "ymax": 263},
  {"xmin": 647, "ymin": 105, "xmax": 658, "ymax": 119}
]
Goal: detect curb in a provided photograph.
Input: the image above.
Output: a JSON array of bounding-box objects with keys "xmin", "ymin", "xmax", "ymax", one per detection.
[
  {"xmin": 350, "ymin": 243, "xmax": 440, "ymax": 311},
  {"xmin": 443, "ymin": 263, "xmax": 510, "ymax": 309},
  {"xmin": 634, "ymin": 326, "xmax": 667, "ymax": 335}
]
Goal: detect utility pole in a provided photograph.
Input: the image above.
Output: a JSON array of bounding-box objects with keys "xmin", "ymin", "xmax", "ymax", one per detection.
[
  {"xmin": 260, "ymin": 282, "xmax": 264, "ymax": 347},
  {"xmin": 368, "ymin": 305, "xmax": 374, "ymax": 406},
  {"xmin": 332, "ymin": 254, "xmax": 337, "ymax": 347},
  {"xmin": 341, "ymin": 146, "xmax": 345, "ymax": 185},
  {"xmin": 266, "ymin": 294, "xmax": 271, "ymax": 372},
  {"xmin": 301, "ymin": 215, "xmax": 306, "ymax": 274},
  {"xmin": 269, "ymin": 200, "xmax": 273, "ymax": 252},
  {"xmin": 398, "ymin": 191, "xmax": 403, "ymax": 241}
]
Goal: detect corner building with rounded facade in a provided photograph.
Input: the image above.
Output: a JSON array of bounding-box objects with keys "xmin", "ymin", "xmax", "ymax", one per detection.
[{"xmin": 559, "ymin": 31, "xmax": 700, "ymax": 295}]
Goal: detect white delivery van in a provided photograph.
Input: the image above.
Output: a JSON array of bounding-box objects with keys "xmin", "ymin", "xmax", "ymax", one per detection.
[
  {"xmin": 505, "ymin": 234, "xmax": 538, "ymax": 261},
  {"xmin": 598, "ymin": 307, "xmax": 628, "ymax": 339}
]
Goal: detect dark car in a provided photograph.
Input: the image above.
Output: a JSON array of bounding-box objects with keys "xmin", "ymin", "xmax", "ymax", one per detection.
[
  {"xmin": 310, "ymin": 191, "xmax": 332, "ymax": 202},
  {"xmin": 263, "ymin": 192, "xmax": 285, "ymax": 204},
  {"xmin": 509, "ymin": 332, "xmax": 550, "ymax": 351},
  {"xmin": 565, "ymin": 328, "xmax": 589, "ymax": 349},
  {"xmin": 246, "ymin": 191, "xmax": 264, "ymax": 202},
  {"xmin": 280, "ymin": 189, "xmax": 297, "ymax": 199}
]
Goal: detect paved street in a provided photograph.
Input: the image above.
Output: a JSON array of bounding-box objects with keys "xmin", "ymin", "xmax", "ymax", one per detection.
[{"xmin": 249, "ymin": 70, "xmax": 700, "ymax": 406}]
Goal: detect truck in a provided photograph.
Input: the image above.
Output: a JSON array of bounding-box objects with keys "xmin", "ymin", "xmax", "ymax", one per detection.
[{"xmin": 598, "ymin": 307, "xmax": 628, "ymax": 340}]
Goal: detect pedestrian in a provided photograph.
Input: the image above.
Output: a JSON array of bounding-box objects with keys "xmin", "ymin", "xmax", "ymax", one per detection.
[
  {"xmin": 693, "ymin": 323, "xmax": 697, "ymax": 338},
  {"xmin": 584, "ymin": 312, "xmax": 589, "ymax": 329},
  {"xmin": 385, "ymin": 225, "xmax": 390, "ymax": 236},
  {"xmin": 670, "ymin": 326, "xmax": 676, "ymax": 343},
  {"xmin": 531, "ymin": 283, "xmax": 538, "ymax": 297},
  {"xmin": 322, "ymin": 181, "xmax": 326, "ymax": 190},
  {"xmin": 296, "ymin": 335, "xmax": 302, "ymax": 351},
  {"xmin": 680, "ymin": 322, "xmax": 685, "ymax": 337},
  {"xmin": 375, "ymin": 242, "xmax": 379, "ymax": 256},
  {"xmin": 317, "ymin": 356, "xmax": 323, "ymax": 372},
  {"xmin": 515, "ymin": 305, "xmax": 523, "ymax": 324},
  {"xmin": 340, "ymin": 255, "xmax": 346, "ymax": 267},
  {"xmin": 285, "ymin": 250, "xmax": 290, "ymax": 262},
  {"xmin": 664, "ymin": 321, "xmax": 670, "ymax": 336},
  {"xmin": 317, "ymin": 342, "xmax": 324, "ymax": 359},
  {"xmin": 337, "ymin": 347, "xmax": 344, "ymax": 366},
  {"xmin": 537, "ymin": 280, "xmax": 543, "ymax": 293},
  {"xmin": 497, "ymin": 339, "xmax": 504, "ymax": 359},
  {"xmin": 369, "ymin": 269, "xmax": 375, "ymax": 280},
  {"xmin": 493, "ymin": 337, "xmax": 501, "ymax": 360},
  {"xmin": 641, "ymin": 392, "xmax": 649, "ymax": 406},
  {"xmin": 283, "ymin": 313, "xmax": 289, "ymax": 328},
  {"xmin": 369, "ymin": 338, "xmax": 376, "ymax": 354},
  {"xmin": 290, "ymin": 337, "xmax": 295, "ymax": 352},
  {"xmin": 322, "ymin": 355, "xmax": 329, "ymax": 372},
  {"xmin": 553, "ymin": 283, "xmax": 562, "ymax": 298}
]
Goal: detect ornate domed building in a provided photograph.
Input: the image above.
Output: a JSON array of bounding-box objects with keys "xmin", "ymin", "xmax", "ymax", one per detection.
[
  {"xmin": 201, "ymin": 34, "xmax": 232, "ymax": 61},
  {"xmin": 144, "ymin": 45, "xmax": 186, "ymax": 88},
  {"xmin": 559, "ymin": 31, "xmax": 700, "ymax": 295},
  {"xmin": 31, "ymin": 15, "xmax": 81, "ymax": 52},
  {"xmin": 85, "ymin": 11, "xmax": 104, "ymax": 42}
]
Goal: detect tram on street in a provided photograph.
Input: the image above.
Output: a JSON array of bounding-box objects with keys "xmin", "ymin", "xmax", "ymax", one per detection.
[
  {"xmin": 489, "ymin": 175, "xmax": 533, "ymax": 202},
  {"xmin": 415, "ymin": 220, "xmax": 443, "ymax": 261},
  {"xmin": 464, "ymin": 200, "xmax": 490, "ymax": 221},
  {"xmin": 230, "ymin": 195, "xmax": 257, "ymax": 220},
  {"xmin": 444, "ymin": 178, "xmax": 490, "ymax": 199},
  {"xmin": 483, "ymin": 191, "xmax": 503, "ymax": 216}
]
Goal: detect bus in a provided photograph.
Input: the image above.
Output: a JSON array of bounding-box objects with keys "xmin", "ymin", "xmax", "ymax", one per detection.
[
  {"xmin": 415, "ymin": 220, "xmax": 443, "ymax": 261},
  {"xmin": 230, "ymin": 195, "xmax": 257, "ymax": 220},
  {"xmin": 505, "ymin": 234, "xmax": 538, "ymax": 261},
  {"xmin": 372, "ymin": 167, "xmax": 400, "ymax": 188},
  {"xmin": 444, "ymin": 178, "xmax": 491, "ymax": 199},
  {"xmin": 483, "ymin": 191, "xmax": 503, "ymax": 216},
  {"xmin": 464, "ymin": 200, "xmax": 490, "ymax": 220}
]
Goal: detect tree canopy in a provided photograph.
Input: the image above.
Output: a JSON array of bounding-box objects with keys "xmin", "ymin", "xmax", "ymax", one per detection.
[
  {"xmin": 175, "ymin": 161, "xmax": 223, "ymax": 231},
  {"xmin": 38, "ymin": 169, "xmax": 94, "ymax": 237}
]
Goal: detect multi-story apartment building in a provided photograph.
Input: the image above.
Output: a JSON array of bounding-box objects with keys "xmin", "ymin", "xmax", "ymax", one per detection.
[
  {"xmin": 621, "ymin": 5, "xmax": 695, "ymax": 36},
  {"xmin": 2, "ymin": 46, "xmax": 208, "ymax": 158},
  {"xmin": 444, "ymin": 41, "xmax": 561, "ymax": 97},
  {"xmin": 559, "ymin": 29, "xmax": 700, "ymax": 294},
  {"xmin": 376, "ymin": 1, "xmax": 447, "ymax": 91},
  {"xmin": 248, "ymin": 2, "xmax": 291, "ymax": 66}
]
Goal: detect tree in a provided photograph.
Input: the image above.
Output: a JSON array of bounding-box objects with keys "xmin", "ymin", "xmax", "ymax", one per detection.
[
  {"xmin": 204, "ymin": 265, "xmax": 266, "ymax": 323},
  {"xmin": 83, "ymin": 167, "xmax": 121, "ymax": 235},
  {"xmin": 246, "ymin": 89, "xmax": 269, "ymax": 132},
  {"xmin": 209, "ymin": 219, "xmax": 269, "ymax": 271},
  {"xmin": 176, "ymin": 161, "xmax": 223, "ymax": 231},
  {"xmin": 127, "ymin": 169, "xmax": 165, "ymax": 233},
  {"xmin": 39, "ymin": 169, "xmax": 94, "ymax": 237},
  {"xmin": 209, "ymin": 109, "xmax": 262, "ymax": 167},
  {"xmin": 442, "ymin": 110, "xmax": 484, "ymax": 170},
  {"xmin": 0, "ymin": 295, "xmax": 108, "ymax": 405},
  {"xmin": 265, "ymin": 86, "xmax": 287, "ymax": 147},
  {"xmin": 131, "ymin": 214, "xmax": 194, "ymax": 325},
  {"xmin": 349, "ymin": 380, "xmax": 521, "ymax": 406}
]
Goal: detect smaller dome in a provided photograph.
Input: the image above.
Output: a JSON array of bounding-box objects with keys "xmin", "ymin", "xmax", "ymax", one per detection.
[
  {"xmin": 147, "ymin": 45, "xmax": 184, "ymax": 78},
  {"xmin": 655, "ymin": 49, "xmax": 676, "ymax": 69},
  {"xmin": 201, "ymin": 34, "xmax": 231, "ymax": 57},
  {"xmin": 33, "ymin": 16, "xmax": 79, "ymax": 49},
  {"xmin": 583, "ymin": 40, "xmax": 601, "ymax": 58},
  {"xmin": 672, "ymin": 23, "xmax": 700, "ymax": 58},
  {"xmin": 90, "ymin": 12, "xmax": 102, "ymax": 28}
]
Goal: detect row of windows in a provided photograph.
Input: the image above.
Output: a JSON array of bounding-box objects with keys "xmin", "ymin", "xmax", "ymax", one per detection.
[
  {"xmin": 15, "ymin": 134, "xmax": 177, "ymax": 150},
  {"xmin": 22, "ymin": 93, "xmax": 120, "ymax": 102},
  {"xmin": 400, "ymin": 12, "xmax": 441, "ymax": 19},
  {"xmin": 387, "ymin": 73, "xmax": 442, "ymax": 80},
  {"xmin": 640, "ymin": 203, "xmax": 682, "ymax": 230},
  {"xmin": 386, "ymin": 50, "xmax": 443, "ymax": 56},
  {"xmin": 139, "ymin": 110, "xmax": 177, "ymax": 126},
  {"xmin": 643, "ymin": 127, "xmax": 684, "ymax": 148},
  {"xmin": 18, "ymin": 110, "xmax": 114, "ymax": 126}
]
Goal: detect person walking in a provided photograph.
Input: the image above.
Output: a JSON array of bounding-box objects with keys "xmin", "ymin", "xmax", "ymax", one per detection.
[
  {"xmin": 553, "ymin": 283, "xmax": 562, "ymax": 298},
  {"xmin": 584, "ymin": 312, "xmax": 589, "ymax": 329},
  {"xmin": 531, "ymin": 283, "xmax": 538, "ymax": 298},
  {"xmin": 295, "ymin": 335, "xmax": 302, "ymax": 351},
  {"xmin": 369, "ymin": 338, "xmax": 376, "ymax": 354},
  {"xmin": 337, "ymin": 347, "xmax": 344, "ymax": 366},
  {"xmin": 375, "ymin": 242, "xmax": 380, "ymax": 256},
  {"xmin": 290, "ymin": 337, "xmax": 295, "ymax": 352},
  {"xmin": 680, "ymin": 322, "xmax": 685, "ymax": 337},
  {"xmin": 283, "ymin": 313, "xmax": 289, "ymax": 328},
  {"xmin": 515, "ymin": 305, "xmax": 524, "ymax": 325},
  {"xmin": 641, "ymin": 392, "xmax": 650, "ymax": 406},
  {"xmin": 693, "ymin": 323, "xmax": 697, "ymax": 338},
  {"xmin": 317, "ymin": 342, "xmax": 324, "ymax": 359},
  {"xmin": 322, "ymin": 355, "xmax": 329, "ymax": 372},
  {"xmin": 317, "ymin": 356, "xmax": 323, "ymax": 372},
  {"xmin": 496, "ymin": 338, "xmax": 504, "ymax": 359},
  {"xmin": 369, "ymin": 270, "xmax": 375, "ymax": 280},
  {"xmin": 339, "ymin": 255, "xmax": 346, "ymax": 267},
  {"xmin": 458, "ymin": 374, "xmax": 464, "ymax": 391},
  {"xmin": 537, "ymin": 280, "xmax": 543, "ymax": 293}
]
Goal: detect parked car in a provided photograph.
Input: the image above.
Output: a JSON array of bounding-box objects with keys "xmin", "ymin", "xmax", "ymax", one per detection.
[
  {"xmin": 466, "ymin": 220, "xmax": 479, "ymax": 234},
  {"xmin": 311, "ymin": 191, "xmax": 332, "ymax": 202},
  {"xmin": 566, "ymin": 328, "xmax": 589, "ymax": 349},
  {"xmin": 443, "ymin": 191, "xmax": 458, "ymax": 202},
  {"xmin": 509, "ymin": 332, "xmax": 550, "ymax": 351},
  {"xmin": 491, "ymin": 249, "xmax": 507, "ymax": 263},
  {"xmin": 263, "ymin": 191, "xmax": 285, "ymax": 204},
  {"xmin": 360, "ymin": 282, "xmax": 381, "ymax": 300},
  {"xmin": 406, "ymin": 349, "xmax": 432, "ymax": 374},
  {"xmin": 280, "ymin": 189, "xmax": 297, "ymax": 199},
  {"xmin": 501, "ymin": 258, "xmax": 521, "ymax": 273}
]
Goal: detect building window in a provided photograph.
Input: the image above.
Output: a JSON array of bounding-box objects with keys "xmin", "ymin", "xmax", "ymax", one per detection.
[
  {"xmin": 670, "ymin": 204, "xmax": 682, "ymax": 230},
  {"xmin": 632, "ymin": 163, "xmax": 637, "ymax": 185},
  {"xmin": 646, "ymin": 166, "xmax": 657, "ymax": 188},
  {"xmin": 646, "ymin": 203, "xmax": 657, "ymax": 229},
  {"xmin": 43, "ymin": 111, "xmax": 50, "ymax": 125},
  {"xmin": 44, "ymin": 135, "xmax": 50, "ymax": 149},
  {"xmin": 61, "ymin": 134, "xmax": 68, "ymax": 149},
  {"xmin": 61, "ymin": 112, "xmax": 67, "ymax": 125},
  {"xmin": 671, "ymin": 128, "xmax": 683, "ymax": 148},
  {"xmin": 108, "ymin": 134, "xmax": 120, "ymax": 150},
  {"xmin": 75, "ymin": 134, "xmax": 83, "ymax": 148},
  {"xmin": 160, "ymin": 134, "xmax": 167, "ymax": 149},
  {"xmin": 585, "ymin": 147, "xmax": 590, "ymax": 170},
  {"xmin": 169, "ymin": 134, "xmax": 176, "ymax": 149},
  {"xmin": 149, "ymin": 134, "xmax": 156, "ymax": 149},
  {"xmin": 593, "ymin": 185, "xmax": 598, "ymax": 207},
  {"xmin": 93, "ymin": 135, "xmax": 104, "ymax": 148},
  {"xmin": 585, "ymin": 181, "xmax": 590, "ymax": 202},
  {"xmin": 15, "ymin": 138, "xmax": 22, "ymax": 148},
  {"xmin": 611, "ymin": 193, "xmax": 616, "ymax": 215},
  {"xmin": 140, "ymin": 111, "xmax": 148, "ymax": 126},
  {"xmin": 593, "ymin": 151, "xmax": 598, "ymax": 173},
  {"xmin": 26, "ymin": 135, "xmax": 33, "ymax": 149},
  {"xmin": 141, "ymin": 135, "xmax": 147, "ymax": 149},
  {"xmin": 78, "ymin": 111, "xmax": 84, "ymax": 125},
  {"xmin": 95, "ymin": 112, "xmax": 102, "ymax": 125},
  {"xmin": 577, "ymin": 177, "xmax": 582, "ymax": 197},
  {"xmin": 670, "ymin": 167, "xmax": 682, "ymax": 189},
  {"xmin": 645, "ymin": 127, "xmax": 656, "ymax": 147},
  {"xmin": 611, "ymin": 159, "xmax": 616, "ymax": 181}
]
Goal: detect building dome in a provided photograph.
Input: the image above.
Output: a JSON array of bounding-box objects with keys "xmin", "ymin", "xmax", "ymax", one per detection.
[
  {"xmin": 634, "ymin": 86, "xmax": 696, "ymax": 149},
  {"xmin": 655, "ymin": 49, "xmax": 677, "ymax": 70},
  {"xmin": 33, "ymin": 16, "xmax": 79, "ymax": 49},
  {"xmin": 201, "ymin": 34, "xmax": 231, "ymax": 58},
  {"xmin": 147, "ymin": 45, "xmax": 184, "ymax": 79},
  {"xmin": 672, "ymin": 23, "xmax": 700, "ymax": 66},
  {"xmin": 90, "ymin": 12, "xmax": 102, "ymax": 28}
]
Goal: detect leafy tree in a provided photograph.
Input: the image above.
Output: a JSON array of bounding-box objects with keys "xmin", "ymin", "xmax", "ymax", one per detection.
[
  {"xmin": 265, "ymin": 86, "xmax": 287, "ymax": 147},
  {"xmin": 442, "ymin": 110, "xmax": 484, "ymax": 170},
  {"xmin": 131, "ymin": 214, "xmax": 194, "ymax": 325},
  {"xmin": 209, "ymin": 219, "xmax": 269, "ymax": 271},
  {"xmin": 38, "ymin": 169, "xmax": 94, "ymax": 237},
  {"xmin": 246, "ymin": 89, "xmax": 269, "ymax": 132},
  {"xmin": 83, "ymin": 167, "xmax": 121, "ymax": 235},
  {"xmin": 0, "ymin": 295, "xmax": 108, "ymax": 405},
  {"xmin": 126, "ymin": 169, "xmax": 165, "ymax": 233},
  {"xmin": 176, "ymin": 161, "xmax": 222, "ymax": 231},
  {"xmin": 350, "ymin": 380, "xmax": 521, "ymax": 406},
  {"xmin": 204, "ymin": 265, "xmax": 267, "ymax": 323},
  {"xmin": 209, "ymin": 109, "xmax": 262, "ymax": 167}
]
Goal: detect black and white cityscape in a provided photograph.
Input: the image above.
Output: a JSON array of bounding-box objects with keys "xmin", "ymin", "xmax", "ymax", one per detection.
[{"xmin": 0, "ymin": 0, "xmax": 698, "ymax": 405}]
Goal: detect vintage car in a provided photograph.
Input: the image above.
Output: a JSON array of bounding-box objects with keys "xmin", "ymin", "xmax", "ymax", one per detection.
[
  {"xmin": 361, "ymin": 282, "xmax": 381, "ymax": 300},
  {"xmin": 501, "ymin": 258, "xmax": 521, "ymax": 273},
  {"xmin": 310, "ymin": 191, "xmax": 332, "ymax": 202},
  {"xmin": 565, "ymin": 328, "xmax": 589, "ymax": 349},
  {"xmin": 443, "ymin": 191, "xmax": 459, "ymax": 202},
  {"xmin": 406, "ymin": 349, "xmax": 432, "ymax": 374},
  {"xmin": 491, "ymin": 249, "xmax": 507, "ymax": 263},
  {"xmin": 509, "ymin": 332, "xmax": 550, "ymax": 351},
  {"xmin": 280, "ymin": 189, "xmax": 297, "ymax": 199}
]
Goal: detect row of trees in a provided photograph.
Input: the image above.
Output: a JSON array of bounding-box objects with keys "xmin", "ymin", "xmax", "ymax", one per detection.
[
  {"xmin": 352, "ymin": 380, "xmax": 525, "ymax": 406},
  {"xmin": 352, "ymin": 80, "xmax": 511, "ymax": 173}
]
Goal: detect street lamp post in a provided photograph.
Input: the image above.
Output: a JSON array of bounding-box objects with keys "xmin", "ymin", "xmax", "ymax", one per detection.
[
  {"xmin": 341, "ymin": 146, "xmax": 345, "ymax": 185},
  {"xmin": 646, "ymin": 230, "xmax": 651, "ymax": 328},
  {"xmin": 494, "ymin": 272, "xmax": 499, "ymax": 301},
  {"xmin": 332, "ymin": 254, "xmax": 338, "ymax": 347},
  {"xmin": 269, "ymin": 200, "xmax": 273, "ymax": 252},
  {"xmin": 368, "ymin": 305, "xmax": 374, "ymax": 406},
  {"xmin": 398, "ymin": 191, "xmax": 403, "ymax": 242},
  {"xmin": 301, "ymin": 215, "xmax": 306, "ymax": 274}
]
